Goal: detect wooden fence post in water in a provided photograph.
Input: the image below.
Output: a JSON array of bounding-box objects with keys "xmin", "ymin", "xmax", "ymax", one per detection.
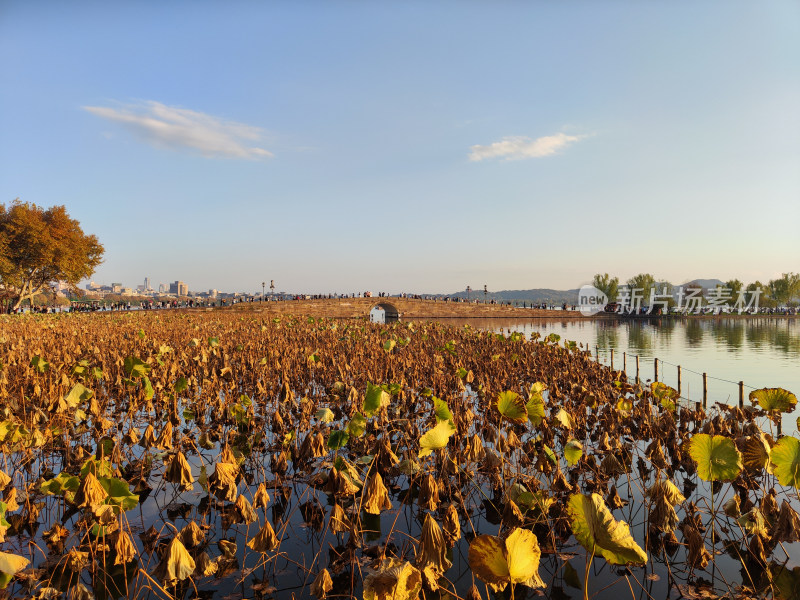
[
  {"xmin": 654, "ymin": 358, "xmax": 659, "ymax": 382},
  {"xmin": 596, "ymin": 346, "xmax": 599, "ymax": 362},
  {"xmin": 739, "ymin": 381, "xmax": 744, "ymax": 409},
  {"xmin": 677, "ymin": 366, "xmax": 682, "ymax": 396},
  {"xmin": 635, "ymin": 355, "xmax": 640, "ymax": 384},
  {"xmin": 702, "ymin": 373, "xmax": 708, "ymax": 409},
  {"xmin": 610, "ymin": 349, "xmax": 614, "ymax": 371},
  {"xmin": 623, "ymin": 352, "xmax": 627, "ymax": 372}
]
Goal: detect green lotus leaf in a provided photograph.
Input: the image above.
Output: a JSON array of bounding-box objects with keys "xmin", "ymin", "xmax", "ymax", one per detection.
[
  {"xmin": 98, "ymin": 477, "xmax": 140, "ymax": 513},
  {"xmin": 314, "ymin": 408, "xmax": 335, "ymax": 423},
  {"xmin": 497, "ymin": 391, "xmax": 528, "ymax": 424},
  {"xmin": 688, "ymin": 434, "xmax": 743, "ymax": 482},
  {"xmin": 64, "ymin": 383, "xmax": 92, "ymax": 408},
  {"xmin": 749, "ymin": 387, "xmax": 797, "ymax": 413},
  {"xmin": 327, "ymin": 430, "xmax": 350, "ymax": 451},
  {"xmin": 564, "ymin": 440, "xmax": 583, "ymax": 467},
  {"xmin": 382, "ymin": 340, "xmax": 396, "ymax": 353},
  {"xmin": 363, "ymin": 382, "xmax": 390, "ymax": 418},
  {"xmin": 433, "ymin": 397, "xmax": 453, "ymax": 424},
  {"xmin": 0, "ymin": 552, "xmax": 29, "ymax": 589},
  {"xmin": 770, "ymin": 436, "xmax": 800, "ymax": 488},
  {"xmin": 347, "ymin": 413, "xmax": 367, "ymax": 437},
  {"xmin": 526, "ymin": 386, "xmax": 546, "ymax": 426},
  {"xmin": 568, "ymin": 493, "xmax": 647, "ymax": 565},
  {"xmin": 123, "ymin": 356, "xmax": 150, "ymax": 379},
  {"xmin": 418, "ymin": 420, "xmax": 456, "ymax": 457},
  {"xmin": 554, "ymin": 408, "xmax": 574, "ymax": 429}
]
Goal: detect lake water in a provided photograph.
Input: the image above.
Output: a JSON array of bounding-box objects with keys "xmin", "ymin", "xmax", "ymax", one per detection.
[{"xmin": 419, "ymin": 316, "xmax": 800, "ymax": 431}]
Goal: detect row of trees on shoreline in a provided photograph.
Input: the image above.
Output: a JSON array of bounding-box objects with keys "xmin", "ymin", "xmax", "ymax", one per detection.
[{"xmin": 592, "ymin": 272, "xmax": 800, "ymax": 308}]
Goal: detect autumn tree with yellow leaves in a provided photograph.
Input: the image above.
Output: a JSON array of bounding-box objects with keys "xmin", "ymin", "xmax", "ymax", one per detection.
[{"xmin": 0, "ymin": 199, "xmax": 104, "ymax": 311}]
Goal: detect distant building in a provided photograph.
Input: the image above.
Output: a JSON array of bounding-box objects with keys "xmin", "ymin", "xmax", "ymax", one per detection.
[
  {"xmin": 209, "ymin": 289, "xmax": 218, "ymax": 299},
  {"xmin": 170, "ymin": 281, "xmax": 188, "ymax": 297},
  {"xmin": 111, "ymin": 283, "xmax": 122, "ymax": 293},
  {"xmin": 159, "ymin": 283, "xmax": 167, "ymax": 293},
  {"xmin": 144, "ymin": 277, "xmax": 150, "ymax": 291}
]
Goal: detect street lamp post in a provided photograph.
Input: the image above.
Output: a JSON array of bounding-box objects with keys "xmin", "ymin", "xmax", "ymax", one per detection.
[
  {"xmin": 270, "ymin": 280, "xmax": 275, "ymax": 300},
  {"xmin": 262, "ymin": 282, "xmax": 265, "ymax": 302},
  {"xmin": 466, "ymin": 285, "xmax": 471, "ymax": 302},
  {"xmin": 484, "ymin": 285, "xmax": 488, "ymax": 304}
]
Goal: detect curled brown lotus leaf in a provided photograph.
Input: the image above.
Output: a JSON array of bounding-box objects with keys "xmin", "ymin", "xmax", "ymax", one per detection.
[
  {"xmin": 771, "ymin": 500, "xmax": 800, "ymax": 545},
  {"xmin": 164, "ymin": 451, "xmax": 194, "ymax": 491},
  {"xmin": 760, "ymin": 490, "xmax": 779, "ymax": 521},
  {"xmin": 75, "ymin": 471, "xmax": 107, "ymax": 510},
  {"xmin": 114, "ymin": 530, "xmax": 137, "ymax": 565},
  {"xmin": 482, "ymin": 449, "xmax": 502, "ymax": 471},
  {"xmin": 234, "ymin": 494, "xmax": 258, "ymax": 524},
  {"xmin": 442, "ymin": 504, "xmax": 461, "ymax": 546},
  {"xmin": 464, "ymin": 434, "xmax": 485, "ymax": 463},
  {"xmin": 253, "ymin": 483, "xmax": 271, "ymax": 510},
  {"xmin": 329, "ymin": 503, "xmax": 351, "ymax": 534},
  {"xmin": 649, "ymin": 495, "xmax": 679, "ymax": 533},
  {"xmin": 209, "ymin": 461, "xmax": 238, "ymax": 502},
  {"xmin": 65, "ymin": 548, "xmax": 89, "ymax": 572},
  {"xmin": 154, "ymin": 537, "xmax": 196, "ymax": 584},
  {"xmin": 363, "ymin": 558, "xmax": 422, "ymax": 600},
  {"xmin": 247, "ymin": 519, "xmax": 279, "ymax": 553},
  {"xmin": 647, "ymin": 480, "xmax": 686, "ymax": 506},
  {"xmin": 680, "ymin": 522, "xmax": 711, "ymax": 569},
  {"xmin": 44, "ymin": 523, "xmax": 69, "ymax": 545},
  {"xmin": 3, "ymin": 487, "xmax": 18, "ymax": 512},
  {"xmin": 363, "ymin": 471, "xmax": 392, "ymax": 515},
  {"xmin": 311, "ymin": 568, "xmax": 333, "ymax": 599},
  {"xmin": 502, "ymin": 499, "xmax": 525, "ymax": 529},
  {"xmin": 723, "ymin": 496, "xmax": 741, "ymax": 518},
  {"xmin": 180, "ymin": 521, "xmax": 205, "ymax": 548},
  {"xmin": 218, "ymin": 444, "xmax": 238, "ymax": 465},
  {"xmin": 139, "ymin": 425, "xmax": 156, "ymax": 449},
  {"xmin": 123, "ymin": 427, "xmax": 140, "ymax": 445},
  {"xmin": 194, "ymin": 551, "xmax": 218, "ymax": 577},
  {"xmin": 418, "ymin": 474, "xmax": 439, "ymax": 512},
  {"xmin": 415, "ymin": 513, "xmax": 452, "ymax": 590},
  {"xmin": 217, "ymin": 539, "xmax": 237, "ymax": 559},
  {"xmin": 601, "ymin": 454, "xmax": 626, "ymax": 478},
  {"xmin": 68, "ymin": 583, "xmax": 93, "ymax": 600},
  {"xmin": 375, "ymin": 436, "xmax": 400, "ymax": 473},
  {"xmin": 325, "ymin": 468, "xmax": 360, "ymax": 496},
  {"xmin": 739, "ymin": 433, "xmax": 772, "ymax": 473},
  {"xmin": 607, "ymin": 485, "xmax": 626, "ymax": 510},
  {"xmin": 298, "ymin": 431, "xmax": 326, "ymax": 462}
]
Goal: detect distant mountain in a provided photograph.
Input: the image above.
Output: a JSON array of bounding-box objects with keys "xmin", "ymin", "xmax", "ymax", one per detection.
[{"xmin": 680, "ymin": 278, "xmax": 725, "ymax": 289}]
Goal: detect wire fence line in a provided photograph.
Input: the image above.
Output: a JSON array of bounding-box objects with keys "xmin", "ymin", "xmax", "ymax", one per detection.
[{"xmin": 591, "ymin": 345, "xmax": 755, "ymax": 410}]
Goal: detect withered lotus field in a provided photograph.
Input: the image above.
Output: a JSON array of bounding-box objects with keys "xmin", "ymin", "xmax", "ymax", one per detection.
[{"xmin": 0, "ymin": 311, "xmax": 798, "ymax": 600}]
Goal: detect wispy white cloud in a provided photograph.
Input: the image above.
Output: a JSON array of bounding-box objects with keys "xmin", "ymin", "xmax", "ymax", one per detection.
[
  {"xmin": 84, "ymin": 101, "xmax": 273, "ymax": 159},
  {"xmin": 468, "ymin": 132, "xmax": 585, "ymax": 162}
]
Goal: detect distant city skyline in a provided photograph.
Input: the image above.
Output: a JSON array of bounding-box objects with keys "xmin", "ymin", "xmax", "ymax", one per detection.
[{"xmin": 2, "ymin": 2, "xmax": 798, "ymax": 293}]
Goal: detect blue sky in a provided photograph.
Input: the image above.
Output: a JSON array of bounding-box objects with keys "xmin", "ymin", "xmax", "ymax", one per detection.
[{"xmin": 2, "ymin": 1, "xmax": 798, "ymax": 294}]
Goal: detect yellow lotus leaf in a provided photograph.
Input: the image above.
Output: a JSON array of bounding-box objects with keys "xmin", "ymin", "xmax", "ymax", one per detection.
[
  {"xmin": 155, "ymin": 422, "xmax": 173, "ymax": 450},
  {"xmin": 0, "ymin": 551, "xmax": 29, "ymax": 589},
  {"xmin": 180, "ymin": 521, "xmax": 205, "ymax": 548},
  {"xmin": 114, "ymin": 531, "xmax": 137, "ymax": 565},
  {"xmin": 362, "ymin": 472, "xmax": 392, "ymax": 515},
  {"xmin": 253, "ymin": 483, "xmax": 271, "ymax": 510},
  {"xmin": 496, "ymin": 391, "xmax": 528, "ymax": 424},
  {"xmin": 311, "ymin": 568, "xmax": 333, "ymax": 599},
  {"xmin": 74, "ymin": 471, "xmax": 107, "ymax": 510},
  {"xmin": 209, "ymin": 461, "xmax": 238, "ymax": 502},
  {"xmin": 234, "ymin": 494, "xmax": 258, "ymax": 524},
  {"xmin": 416, "ymin": 513, "xmax": 452, "ymax": 589},
  {"xmin": 194, "ymin": 552, "xmax": 218, "ymax": 577},
  {"xmin": 568, "ymin": 493, "xmax": 647, "ymax": 565},
  {"xmin": 468, "ymin": 528, "xmax": 545, "ymax": 592},
  {"xmin": 329, "ymin": 503, "xmax": 352, "ymax": 534},
  {"xmin": 363, "ymin": 558, "xmax": 422, "ymax": 600},
  {"xmin": 164, "ymin": 451, "xmax": 194, "ymax": 491},
  {"xmin": 155, "ymin": 537, "xmax": 196, "ymax": 584},
  {"xmin": 741, "ymin": 433, "xmax": 772, "ymax": 473},
  {"xmin": 418, "ymin": 420, "xmax": 456, "ymax": 457},
  {"xmin": 247, "ymin": 519, "xmax": 279, "ymax": 553},
  {"xmin": 689, "ymin": 434, "xmax": 743, "ymax": 482}
]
